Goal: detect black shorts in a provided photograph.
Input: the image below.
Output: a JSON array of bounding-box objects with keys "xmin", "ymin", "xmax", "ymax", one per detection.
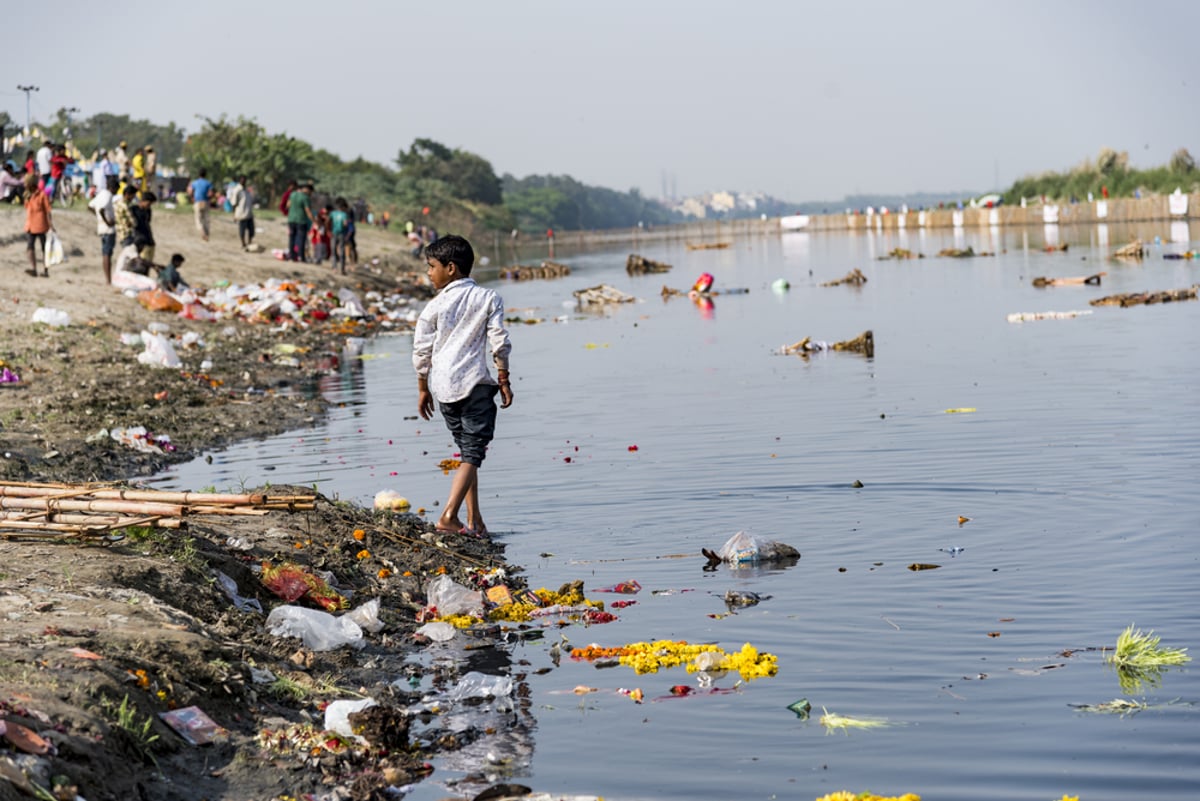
[
  {"xmin": 26, "ymin": 231, "xmax": 46, "ymax": 252},
  {"xmin": 238, "ymin": 218, "xmax": 255, "ymax": 239},
  {"xmin": 438, "ymin": 383, "xmax": 499, "ymax": 467},
  {"xmin": 100, "ymin": 233, "xmax": 116, "ymax": 256}
]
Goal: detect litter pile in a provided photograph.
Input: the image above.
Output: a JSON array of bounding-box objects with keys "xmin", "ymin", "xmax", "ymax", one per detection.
[
  {"xmin": 0, "ymin": 481, "xmax": 314, "ymax": 540},
  {"xmin": 625, "ymin": 254, "xmax": 672, "ymax": 275}
]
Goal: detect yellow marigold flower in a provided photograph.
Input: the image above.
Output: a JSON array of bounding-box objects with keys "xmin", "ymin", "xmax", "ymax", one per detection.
[
  {"xmin": 353, "ymin": 529, "xmax": 366, "ymax": 541},
  {"xmin": 356, "ymin": 549, "xmax": 370, "ymax": 560}
]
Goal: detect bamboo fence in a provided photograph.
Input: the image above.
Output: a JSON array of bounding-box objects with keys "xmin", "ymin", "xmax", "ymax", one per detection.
[{"xmin": 0, "ymin": 481, "xmax": 315, "ymax": 541}]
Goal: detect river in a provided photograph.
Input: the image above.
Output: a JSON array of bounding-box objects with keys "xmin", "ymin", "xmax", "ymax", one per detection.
[{"xmin": 155, "ymin": 221, "xmax": 1200, "ymax": 801}]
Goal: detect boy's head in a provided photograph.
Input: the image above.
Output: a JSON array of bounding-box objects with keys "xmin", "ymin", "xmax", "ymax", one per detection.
[
  {"xmin": 123, "ymin": 185, "xmax": 137, "ymax": 199},
  {"xmin": 170, "ymin": 253, "xmax": 185, "ymax": 267},
  {"xmin": 198, "ymin": 168, "xmax": 207, "ymax": 178},
  {"xmin": 424, "ymin": 235, "xmax": 473, "ymax": 276},
  {"xmin": 140, "ymin": 191, "xmax": 157, "ymax": 205}
]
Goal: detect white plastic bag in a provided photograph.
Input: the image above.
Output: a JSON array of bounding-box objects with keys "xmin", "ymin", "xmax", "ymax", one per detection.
[
  {"xmin": 265, "ymin": 605, "xmax": 364, "ymax": 651},
  {"xmin": 137, "ymin": 330, "xmax": 182, "ymax": 368},
  {"xmin": 344, "ymin": 598, "xmax": 383, "ymax": 633},
  {"xmin": 31, "ymin": 307, "xmax": 71, "ymax": 327},
  {"xmin": 448, "ymin": 671, "xmax": 513, "ymax": 705},
  {"xmin": 716, "ymin": 531, "xmax": 800, "ymax": 564},
  {"xmin": 415, "ymin": 621, "xmax": 457, "ymax": 642},
  {"xmin": 44, "ymin": 230, "xmax": 65, "ymax": 266},
  {"xmin": 425, "ymin": 575, "xmax": 483, "ymax": 617},
  {"xmin": 324, "ymin": 698, "xmax": 377, "ymax": 738}
]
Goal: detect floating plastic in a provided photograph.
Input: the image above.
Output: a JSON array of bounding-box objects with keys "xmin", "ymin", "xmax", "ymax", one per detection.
[
  {"xmin": 595, "ymin": 580, "xmax": 641, "ymax": 594},
  {"xmin": 449, "ymin": 672, "xmax": 514, "ymax": 708},
  {"xmin": 716, "ymin": 531, "xmax": 800, "ymax": 564},
  {"xmin": 425, "ymin": 574, "xmax": 483, "ymax": 617},
  {"xmin": 415, "ymin": 621, "xmax": 457, "ymax": 642}
]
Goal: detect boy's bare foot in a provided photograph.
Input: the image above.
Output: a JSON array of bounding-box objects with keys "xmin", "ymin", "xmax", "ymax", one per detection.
[
  {"xmin": 468, "ymin": 521, "xmax": 488, "ymax": 536},
  {"xmin": 434, "ymin": 516, "xmax": 472, "ymax": 534}
]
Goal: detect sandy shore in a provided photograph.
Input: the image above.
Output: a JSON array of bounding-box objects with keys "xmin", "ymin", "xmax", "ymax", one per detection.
[{"xmin": 0, "ymin": 203, "xmax": 528, "ymax": 801}]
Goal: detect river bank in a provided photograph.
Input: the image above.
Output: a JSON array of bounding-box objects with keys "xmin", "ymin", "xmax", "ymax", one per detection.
[{"xmin": 0, "ymin": 205, "xmax": 535, "ymax": 801}]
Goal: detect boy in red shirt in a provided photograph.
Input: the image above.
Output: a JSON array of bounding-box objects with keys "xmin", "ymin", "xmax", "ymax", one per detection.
[{"xmin": 23, "ymin": 175, "xmax": 53, "ymax": 277}]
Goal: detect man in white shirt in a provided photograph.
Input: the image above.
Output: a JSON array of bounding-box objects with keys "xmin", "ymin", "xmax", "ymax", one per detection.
[
  {"xmin": 35, "ymin": 141, "xmax": 53, "ymax": 179},
  {"xmin": 227, "ymin": 175, "xmax": 255, "ymax": 249},
  {"xmin": 87, "ymin": 176, "xmax": 118, "ymax": 284},
  {"xmin": 91, "ymin": 150, "xmax": 111, "ymax": 195}
]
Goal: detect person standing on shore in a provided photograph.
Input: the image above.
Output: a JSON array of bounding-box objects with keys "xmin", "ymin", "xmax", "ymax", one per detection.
[
  {"xmin": 131, "ymin": 147, "xmax": 146, "ymax": 194},
  {"xmin": 143, "ymin": 146, "xmax": 157, "ymax": 197},
  {"xmin": 88, "ymin": 176, "xmax": 118, "ymax": 284},
  {"xmin": 23, "ymin": 174, "xmax": 53, "ymax": 277},
  {"xmin": 187, "ymin": 168, "xmax": 213, "ymax": 241},
  {"xmin": 331, "ymin": 197, "xmax": 349, "ymax": 274},
  {"xmin": 131, "ymin": 191, "xmax": 157, "ymax": 267},
  {"xmin": 35, "ymin": 140, "xmax": 52, "ymax": 182},
  {"xmin": 287, "ymin": 182, "xmax": 314, "ymax": 261},
  {"xmin": 113, "ymin": 141, "xmax": 130, "ymax": 179},
  {"xmin": 412, "ymin": 234, "xmax": 513, "ymax": 536},
  {"xmin": 114, "ymin": 184, "xmax": 136, "ymax": 248},
  {"xmin": 228, "ymin": 175, "xmax": 255, "ymax": 249}
]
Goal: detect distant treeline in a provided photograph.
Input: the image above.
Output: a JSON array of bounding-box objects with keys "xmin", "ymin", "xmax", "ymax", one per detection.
[{"xmin": 1002, "ymin": 147, "xmax": 1198, "ymax": 204}]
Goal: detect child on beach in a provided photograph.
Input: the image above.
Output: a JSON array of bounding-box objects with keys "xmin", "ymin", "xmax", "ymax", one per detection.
[
  {"xmin": 23, "ymin": 174, "xmax": 53, "ymax": 277},
  {"xmin": 412, "ymin": 235, "xmax": 513, "ymax": 536}
]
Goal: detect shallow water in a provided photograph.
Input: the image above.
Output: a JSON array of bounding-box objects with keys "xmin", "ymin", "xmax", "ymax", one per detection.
[{"xmin": 155, "ymin": 222, "xmax": 1200, "ymax": 801}]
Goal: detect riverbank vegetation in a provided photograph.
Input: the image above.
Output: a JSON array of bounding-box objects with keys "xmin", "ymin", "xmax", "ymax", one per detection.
[{"xmin": 1003, "ymin": 147, "xmax": 1198, "ymax": 204}]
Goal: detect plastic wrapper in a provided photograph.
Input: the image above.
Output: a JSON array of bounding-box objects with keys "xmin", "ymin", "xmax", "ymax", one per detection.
[
  {"xmin": 344, "ymin": 597, "xmax": 383, "ymax": 633},
  {"xmin": 31, "ymin": 307, "xmax": 71, "ymax": 328},
  {"xmin": 449, "ymin": 671, "xmax": 514, "ymax": 706},
  {"xmin": 415, "ymin": 621, "xmax": 457, "ymax": 642},
  {"xmin": 137, "ymin": 330, "xmax": 182, "ymax": 368}
]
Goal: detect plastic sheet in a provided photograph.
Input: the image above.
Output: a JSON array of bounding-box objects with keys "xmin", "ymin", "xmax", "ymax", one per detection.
[
  {"xmin": 137, "ymin": 331, "xmax": 181, "ymax": 368},
  {"xmin": 425, "ymin": 575, "xmax": 483, "ymax": 617},
  {"xmin": 716, "ymin": 531, "xmax": 800, "ymax": 564},
  {"xmin": 31, "ymin": 307, "xmax": 70, "ymax": 327},
  {"xmin": 323, "ymin": 698, "xmax": 377, "ymax": 738},
  {"xmin": 265, "ymin": 604, "xmax": 364, "ymax": 651}
]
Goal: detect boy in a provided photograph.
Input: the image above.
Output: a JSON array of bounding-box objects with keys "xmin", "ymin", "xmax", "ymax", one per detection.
[
  {"xmin": 330, "ymin": 197, "xmax": 350, "ymax": 274},
  {"xmin": 412, "ymin": 235, "xmax": 513, "ymax": 536},
  {"xmin": 157, "ymin": 253, "xmax": 190, "ymax": 292}
]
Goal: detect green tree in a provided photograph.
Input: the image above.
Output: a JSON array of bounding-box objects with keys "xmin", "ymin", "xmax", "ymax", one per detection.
[
  {"xmin": 1169, "ymin": 147, "xmax": 1195, "ymax": 174},
  {"xmin": 183, "ymin": 115, "xmax": 315, "ymax": 205},
  {"xmin": 395, "ymin": 138, "xmax": 502, "ymax": 205}
]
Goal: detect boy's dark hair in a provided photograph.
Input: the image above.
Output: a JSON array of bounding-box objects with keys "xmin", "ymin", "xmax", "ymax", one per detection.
[
  {"xmin": 170, "ymin": 253, "xmax": 185, "ymax": 265},
  {"xmin": 123, "ymin": 185, "xmax": 137, "ymax": 197},
  {"xmin": 198, "ymin": 168, "xmax": 207, "ymax": 178},
  {"xmin": 142, "ymin": 191, "xmax": 157, "ymax": 203},
  {"xmin": 335, "ymin": 197, "xmax": 348, "ymax": 210},
  {"xmin": 424, "ymin": 235, "xmax": 474, "ymax": 275}
]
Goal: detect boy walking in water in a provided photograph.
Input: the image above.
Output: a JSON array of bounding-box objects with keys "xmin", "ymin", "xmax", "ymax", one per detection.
[{"xmin": 413, "ymin": 235, "xmax": 513, "ymax": 536}]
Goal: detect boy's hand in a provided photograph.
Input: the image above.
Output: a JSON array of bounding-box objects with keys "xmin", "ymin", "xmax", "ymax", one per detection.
[
  {"xmin": 418, "ymin": 388, "xmax": 434, "ymax": 420},
  {"xmin": 499, "ymin": 384, "xmax": 513, "ymax": 409}
]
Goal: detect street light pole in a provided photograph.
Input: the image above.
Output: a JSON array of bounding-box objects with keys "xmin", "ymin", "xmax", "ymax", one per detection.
[{"xmin": 16, "ymin": 85, "xmax": 39, "ymax": 135}]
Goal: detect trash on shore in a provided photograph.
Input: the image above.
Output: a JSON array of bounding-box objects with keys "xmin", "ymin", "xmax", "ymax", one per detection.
[
  {"xmin": 573, "ymin": 284, "xmax": 636, "ymax": 306},
  {"xmin": 261, "ymin": 561, "xmax": 348, "ymax": 611},
  {"xmin": 136, "ymin": 330, "xmax": 182, "ymax": 368},
  {"xmin": 713, "ymin": 530, "xmax": 801, "ymax": 565},
  {"xmin": 323, "ymin": 698, "xmax": 378, "ymax": 739},
  {"xmin": 821, "ymin": 268, "xmax": 868, "ymax": 287},
  {"xmin": 31, "ymin": 307, "xmax": 70, "ymax": 327},
  {"xmin": 626, "ymin": 254, "xmax": 672, "ymax": 274},
  {"xmin": 159, "ymin": 706, "xmax": 228, "ymax": 745},
  {"xmin": 374, "ymin": 489, "xmax": 411, "ymax": 511},
  {"xmin": 265, "ymin": 603, "xmax": 366, "ymax": 651},
  {"xmin": 779, "ymin": 330, "xmax": 874, "ymax": 358},
  {"xmin": 1090, "ymin": 286, "xmax": 1198, "ymax": 307},
  {"xmin": 110, "ymin": 425, "xmax": 176, "ymax": 454},
  {"xmin": 1006, "ymin": 309, "xmax": 1093, "ymax": 322}
]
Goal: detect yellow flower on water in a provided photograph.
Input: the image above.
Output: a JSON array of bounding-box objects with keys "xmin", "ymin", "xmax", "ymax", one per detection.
[{"xmin": 814, "ymin": 794, "xmax": 921, "ymax": 801}]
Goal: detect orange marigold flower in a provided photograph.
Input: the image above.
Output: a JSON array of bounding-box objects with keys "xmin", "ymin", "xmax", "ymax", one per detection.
[
  {"xmin": 356, "ymin": 549, "xmax": 370, "ymax": 560},
  {"xmin": 353, "ymin": 529, "xmax": 366, "ymax": 541},
  {"xmin": 435, "ymin": 565, "xmax": 447, "ymax": 575},
  {"xmin": 378, "ymin": 568, "xmax": 392, "ymax": 579}
]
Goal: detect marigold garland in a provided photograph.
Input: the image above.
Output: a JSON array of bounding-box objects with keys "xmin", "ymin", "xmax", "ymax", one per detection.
[
  {"xmin": 571, "ymin": 640, "xmax": 778, "ymax": 680},
  {"xmin": 814, "ymin": 794, "xmax": 921, "ymax": 801}
]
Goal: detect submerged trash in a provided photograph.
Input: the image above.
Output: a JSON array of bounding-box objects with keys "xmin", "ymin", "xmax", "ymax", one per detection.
[
  {"xmin": 715, "ymin": 531, "xmax": 800, "ymax": 565},
  {"xmin": 1032, "ymin": 272, "xmax": 1105, "ymax": 287},
  {"xmin": 787, "ymin": 698, "xmax": 812, "ymax": 719},
  {"xmin": 626, "ymin": 254, "xmax": 672, "ymax": 274},
  {"xmin": 821, "ymin": 268, "xmax": 868, "ymax": 287},
  {"xmin": 780, "ymin": 330, "xmax": 874, "ymax": 358},
  {"xmin": 1090, "ymin": 286, "xmax": 1198, "ymax": 307},
  {"xmin": 1006, "ymin": 309, "xmax": 1093, "ymax": 323},
  {"xmin": 595, "ymin": 580, "xmax": 641, "ymax": 594},
  {"xmin": 573, "ymin": 284, "xmax": 636, "ymax": 306},
  {"xmin": 1069, "ymin": 698, "xmax": 1147, "ymax": 716},
  {"xmin": 723, "ymin": 590, "xmax": 770, "ymax": 607},
  {"xmin": 819, "ymin": 706, "xmax": 892, "ymax": 733}
]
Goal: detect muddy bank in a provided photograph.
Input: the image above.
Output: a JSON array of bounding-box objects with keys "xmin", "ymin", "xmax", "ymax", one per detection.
[{"xmin": 0, "ymin": 205, "xmax": 544, "ymax": 801}]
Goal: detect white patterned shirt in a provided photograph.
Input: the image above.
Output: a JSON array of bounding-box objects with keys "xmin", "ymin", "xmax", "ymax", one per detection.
[{"xmin": 412, "ymin": 277, "xmax": 511, "ymax": 403}]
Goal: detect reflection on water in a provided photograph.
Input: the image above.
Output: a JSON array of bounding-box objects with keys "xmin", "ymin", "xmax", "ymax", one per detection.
[{"xmin": 155, "ymin": 222, "xmax": 1200, "ymax": 801}]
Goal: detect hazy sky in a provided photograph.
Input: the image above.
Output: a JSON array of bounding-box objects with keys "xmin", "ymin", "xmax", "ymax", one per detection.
[{"xmin": 7, "ymin": 0, "xmax": 1198, "ymax": 202}]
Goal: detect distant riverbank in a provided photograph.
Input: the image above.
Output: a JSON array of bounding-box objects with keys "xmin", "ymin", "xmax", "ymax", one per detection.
[{"xmin": 536, "ymin": 191, "xmax": 1200, "ymax": 248}]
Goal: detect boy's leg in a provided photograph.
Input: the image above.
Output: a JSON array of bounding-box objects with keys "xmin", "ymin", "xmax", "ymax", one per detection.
[
  {"xmin": 436, "ymin": 384, "xmax": 498, "ymax": 533},
  {"xmin": 437, "ymin": 462, "xmax": 477, "ymax": 533}
]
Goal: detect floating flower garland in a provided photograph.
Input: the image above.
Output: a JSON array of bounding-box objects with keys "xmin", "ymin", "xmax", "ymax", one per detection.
[{"xmin": 571, "ymin": 640, "xmax": 778, "ymax": 681}]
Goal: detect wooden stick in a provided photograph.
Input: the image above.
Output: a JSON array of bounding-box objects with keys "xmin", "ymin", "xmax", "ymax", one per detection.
[{"xmin": 0, "ymin": 497, "xmax": 183, "ymax": 516}]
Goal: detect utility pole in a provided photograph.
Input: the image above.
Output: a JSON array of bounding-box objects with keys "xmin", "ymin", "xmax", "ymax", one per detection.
[
  {"xmin": 63, "ymin": 106, "xmax": 79, "ymax": 145},
  {"xmin": 16, "ymin": 85, "xmax": 39, "ymax": 135}
]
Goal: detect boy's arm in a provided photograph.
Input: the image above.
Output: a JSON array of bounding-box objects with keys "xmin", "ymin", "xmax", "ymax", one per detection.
[
  {"xmin": 413, "ymin": 309, "xmax": 436, "ymax": 420},
  {"xmin": 487, "ymin": 295, "xmax": 514, "ymax": 408}
]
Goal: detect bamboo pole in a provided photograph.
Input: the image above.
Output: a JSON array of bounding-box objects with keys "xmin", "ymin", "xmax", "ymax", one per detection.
[
  {"xmin": 0, "ymin": 512, "xmax": 182, "ymax": 529},
  {"xmin": 0, "ymin": 497, "xmax": 183, "ymax": 516}
]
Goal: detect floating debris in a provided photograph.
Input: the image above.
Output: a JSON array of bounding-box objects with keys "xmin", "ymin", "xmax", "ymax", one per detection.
[
  {"xmin": 1090, "ymin": 286, "xmax": 1198, "ymax": 307},
  {"xmin": 780, "ymin": 330, "xmax": 874, "ymax": 358},
  {"xmin": 819, "ymin": 706, "xmax": 892, "ymax": 733},
  {"xmin": 574, "ymin": 284, "xmax": 636, "ymax": 306},
  {"xmin": 821, "ymin": 268, "xmax": 868, "ymax": 287},
  {"xmin": 626, "ymin": 254, "xmax": 672, "ymax": 274}
]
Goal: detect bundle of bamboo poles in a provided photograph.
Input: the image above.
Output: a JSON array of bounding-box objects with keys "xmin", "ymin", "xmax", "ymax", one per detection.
[{"xmin": 0, "ymin": 481, "xmax": 316, "ymax": 541}]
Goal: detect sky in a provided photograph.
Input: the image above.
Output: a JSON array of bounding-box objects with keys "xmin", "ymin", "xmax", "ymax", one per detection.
[{"xmin": 7, "ymin": 0, "xmax": 1199, "ymax": 203}]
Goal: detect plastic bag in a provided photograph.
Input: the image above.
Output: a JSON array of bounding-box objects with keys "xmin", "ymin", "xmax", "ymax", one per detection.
[
  {"xmin": 324, "ymin": 698, "xmax": 377, "ymax": 738},
  {"xmin": 448, "ymin": 671, "xmax": 513, "ymax": 703},
  {"xmin": 137, "ymin": 331, "xmax": 182, "ymax": 368},
  {"xmin": 215, "ymin": 570, "xmax": 263, "ymax": 614},
  {"xmin": 425, "ymin": 575, "xmax": 483, "ymax": 617},
  {"xmin": 344, "ymin": 598, "xmax": 383, "ymax": 633},
  {"xmin": 716, "ymin": 531, "xmax": 800, "ymax": 564},
  {"xmin": 44, "ymin": 230, "xmax": 64, "ymax": 266},
  {"xmin": 138, "ymin": 289, "xmax": 183, "ymax": 313},
  {"xmin": 265, "ymin": 604, "xmax": 364, "ymax": 651},
  {"xmin": 31, "ymin": 307, "xmax": 70, "ymax": 327},
  {"xmin": 415, "ymin": 621, "xmax": 457, "ymax": 642}
]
